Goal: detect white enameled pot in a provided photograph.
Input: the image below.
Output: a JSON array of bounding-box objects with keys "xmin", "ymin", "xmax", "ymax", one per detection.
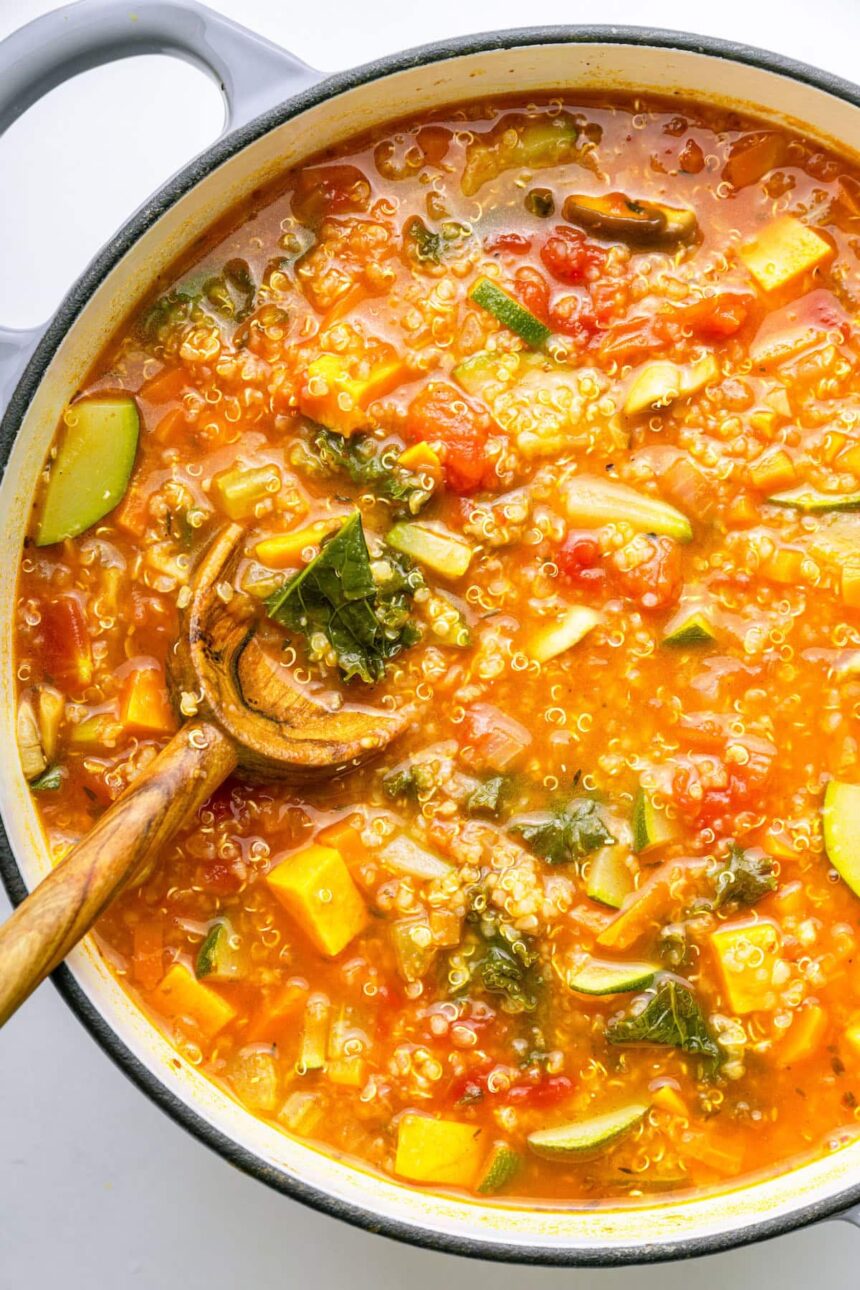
[{"xmin": 2, "ymin": 1, "xmax": 860, "ymax": 1264}]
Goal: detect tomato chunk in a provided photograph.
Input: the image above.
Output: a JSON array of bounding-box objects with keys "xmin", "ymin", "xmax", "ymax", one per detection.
[
  {"xmin": 540, "ymin": 226, "xmax": 605, "ymax": 285},
  {"xmin": 39, "ymin": 595, "xmax": 93, "ymax": 688},
  {"xmin": 405, "ymin": 383, "xmax": 489, "ymax": 493}
]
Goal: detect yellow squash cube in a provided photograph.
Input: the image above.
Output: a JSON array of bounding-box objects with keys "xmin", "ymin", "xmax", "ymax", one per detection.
[
  {"xmin": 267, "ymin": 843, "xmax": 367, "ymax": 957},
  {"xmin": 710, "ymin": 919, "xmax": 781, "ymax": 1014},
  {"xmin": 739, "ymin": 216, "xmax": 832, "ymax": 293},
  {"xmin": 299, "ymin": 354, "xmax": 409, "ymax": 435},
  {"xmin": 151, "ymin": 963, "xmax": 237, "ymax": 1039},
  {"xmin": 394, "ymin": 1114, "xmax": 485, "ymax": 1187}
]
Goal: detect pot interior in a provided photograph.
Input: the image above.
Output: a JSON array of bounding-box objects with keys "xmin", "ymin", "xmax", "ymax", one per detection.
[{"xmin": 2, "ymin": 34, "xmax": 860, "ymax": 1261}]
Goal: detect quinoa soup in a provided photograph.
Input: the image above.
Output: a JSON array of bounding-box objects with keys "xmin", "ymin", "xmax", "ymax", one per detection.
[{"xmin": 16, "ymin": 91, "xmax": 860, "ymax": 1204}]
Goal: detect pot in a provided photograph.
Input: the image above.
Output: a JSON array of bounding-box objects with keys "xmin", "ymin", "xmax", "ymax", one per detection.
[{"xmin": 2, "ymin": 0, "xmax": 860, "ymax": 1264}]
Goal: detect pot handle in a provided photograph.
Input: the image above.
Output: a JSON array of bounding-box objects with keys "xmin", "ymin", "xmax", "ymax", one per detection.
[{"xmin": 0, "ymin": 0, "xmax": 323, "ymax": 403}]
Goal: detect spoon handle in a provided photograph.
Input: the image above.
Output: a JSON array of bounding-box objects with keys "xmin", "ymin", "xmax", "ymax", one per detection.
[{"xmin": 0, "ymin": 719, "xmax": 237, "ymax": 1027}]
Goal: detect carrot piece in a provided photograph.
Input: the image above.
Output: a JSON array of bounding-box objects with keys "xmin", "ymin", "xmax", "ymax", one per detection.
[
  {"xmin": 596, "ymin": 861, "xmax": 705, "ymax": 950},
  {"xmin": 120, "ymin": 667, "xmax": 176, "ymax": 735},
  {"xmin": 779, "ymin": 1002, "xmax": 828, "ymax": 1064},
  {"xmin": 113, "ymin": 482, "xmax": 151, "ymax": 538},
  {"xmin": 139, "ymin": 365, "xmax": 188, "ymax": 404},
  {"xmin": 316, "ymin": 818, "xmax": 366, "ymax": 864},
  {"xmin": 153, "ymin": 407, "xmax": 188, "ymax": 444},
  {"xmin": 245, "ymin": 980, "xmax": 309, "ymax": 1044},
  {"xmin": 132, "ymin": 921, "xmax": 164, "ymax": 992},
  {"xmin": 651, "ymin": 1083, "xmax": 689, "ymax": 1119},
  {"xmin": 319, "ymin": 282, "xmax": 368, "ymax": 330}
]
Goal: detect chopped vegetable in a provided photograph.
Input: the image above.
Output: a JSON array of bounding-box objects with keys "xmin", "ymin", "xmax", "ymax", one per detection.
[
  {"xmin": 211, "ymin": 464, "xmax": 281, "ymax": 520},
  {"xmin": 195, "ymin": 919, "xmax": 246, "ymax": 981},
  {"xmin": 395, "ymin": 1114, "xmax": 485, "ymax": 1186},
  {"xmin": 768, "ymin": 485, "xmax": 860, "ymax": 513},
  {"xmin": 298, "ymin": 992, "xmax": 330, "ymax": 1071},
  {"xmin": 266, "ymin": 512, "xmax": 422, "ymax": 683},
  {"xmin": 476, "ymin": 1141, "xmax": 522, "ymax": 1194},
  {"xmin": 305, "ymin": 427, "xmax": 435, "ymax": 515},
  {"xmin": 29, "ymin": 765, "xmax": 62, "ymax": 792},
  {"xmin": 391, "ymin": 917, "xmax": 437, "ymax": 982},
  {"xmin": 382, "ymin": 761, "xmax": 435, "ymax": 800},
  {"xmin": 661, "ymin": 610, "xmax": 716, "ymax": 648},
  {"xmin": 823, "ymin": 780, "xmax": 860, "ymax": 898},
  {"xmin": 17, "ymin": 695, "xmax": 46, "ymax": 781},
  {"xmin": 379, "ymin": 835, "xmax": 452, "ymax": 879},
  {"xmin": 562, "ymin": 193, "xmax": 698, "ymax": 246},
  {"xmin": 386, "ymin": 521, "xmax": 474, "ymax": 579},
  {"xmin": 528, "ymin": 606, "xmax": 601, "ymax": 663},
  {"xmin": 623, "ymin": 354, "xmax": 718, "ymax": 417},
  {"xmin": 469, "ymin": 277, "xmax": 551, "ymax": 348},
  {"xmin": 560, "ymin": 475, "xmax": 693, "ymax": 542},
  {"xmin": 461, "ymin": 114, "xmax": 579, "ymax": 196},
  {"xmin": 585, "ymin": 847, "xmax": 634, "ymax": 908},
  {"xmin": 527, "ymin": 1104, "xmax": 647, "ymax": 1159},
  {"xmin": 299, "ymin": 353, "xmax": 410, "ymax": 435},
  {"xmin": 631, "ymin": 789, "xmax": 679, "ymax": 854},
  {"xmin": 606, "ymin": 978, "xmax": 720, "ymax": 1068},
  {"xmin": 710, "ymin": 919, "xmax": 781, "ymax": 1014},
  {"xmin": 36, "ymin": 397, "xmax": 140, "ymax": 545},
  {"xmin": 565, "ymin": 959, "xmax": 659, "ymax": 995},
  {"xmin": 739, "ymin": 215, "xmax": 832, "ymax": 292},
  {"xmin": 120, "ymin": 667, "xmax": 176, "ymax": 735},
  {"xmin": 151, "ymin": 963, "xmax": 237, "ymax": 1039},
  {"xmin": 255, "ymin": 520, "xmax": 342, "ymax": 569},
  {"xmin": 465, "ymin": 775, "xmax": 510, "ymax": 818},
  {"xmin": 510, "ymin": 798, "xmax": 614, "ymax": 865},
  {"xmin": 711, "ymin": 843, "xmax": 777, "ymax": 908},
  {"xmin": 266, "ymin": 843, "xmax": 368, "ymax": 957}
]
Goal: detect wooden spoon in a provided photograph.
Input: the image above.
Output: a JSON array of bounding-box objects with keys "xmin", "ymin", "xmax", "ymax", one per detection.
[{"xmin": 0, "ymin": 523, "xmax": 409, "ymax": 1026}]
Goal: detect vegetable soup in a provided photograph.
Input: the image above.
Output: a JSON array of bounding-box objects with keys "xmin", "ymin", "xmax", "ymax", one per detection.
[{"xmin": 16, "ymin": 92, "xmax": 860, "ymax": 1202}]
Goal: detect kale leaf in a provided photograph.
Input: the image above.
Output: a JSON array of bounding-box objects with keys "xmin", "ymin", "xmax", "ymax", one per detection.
[
  {"xmin": 405, "ymin": 216, "xmax": 445, "ymax": 264},
  {"xmin": 266, "ymin": 512, "xmax": 422, "ymax": 684},
  {"xmin": 382, "ymin": 762, "xmax": 435, "ymax": 801},
  {"xmin": 606, "ymin": 977, "xmax": 720, "ymax": 1069},
  {"xmin": 307, "ymin": 427, "xmax": 434, "ymax": 515},
  {"xmin": 30, "ymin": 766, "xmax": 61, "ymax": 792},
  {"xmin": 712, "ymin": 843, "xmax": 777, "ymax": 908},
  {"xmin": 510, "ymin": 798, "xmax": 614, "ymax": 865},
  {"xmin": 465, "ymin": 775, "xmax": 510, "ymax": 818},
  {"xmin": 477, "ymin": 940, "xmax": 540, "ymax": 1012}
]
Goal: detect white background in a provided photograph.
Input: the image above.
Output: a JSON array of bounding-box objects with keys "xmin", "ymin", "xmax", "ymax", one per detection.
[{"xmin": 2, "ymin": 0, "xmax": 860, "ymax": 1285}]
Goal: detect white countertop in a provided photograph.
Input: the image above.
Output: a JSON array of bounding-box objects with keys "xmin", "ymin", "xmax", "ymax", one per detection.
[{"xmin": 2, "ymin": 0, "xmax": 860, "ymax": 1284}]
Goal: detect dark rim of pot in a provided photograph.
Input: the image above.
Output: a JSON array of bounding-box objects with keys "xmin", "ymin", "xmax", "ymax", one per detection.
[{"xmin": 2, "ymin": 22, "xmax": 860, "ymax": 1267}]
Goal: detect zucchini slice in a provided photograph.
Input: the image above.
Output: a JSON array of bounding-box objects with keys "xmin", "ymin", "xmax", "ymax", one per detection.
[
  {"xmin": 469, "ymin": 277, "xmax": 551, "ymax": 349},
  {"xmin": 387, "ymin": 522, "xmax": 474, "ymax": 579},
  {"xmin": 36, "ymin": 396, "xmax": 140, "ymax": 545},
  {"xmin": 632, "ymin": 788, "xmax": 678, "ymax": 854},
  {"xmin": 586, "ymin": 847, "xmax": 633, "ymax": 908},
  {"xmin": 565, "ymin": 959, "xmax": 659, "ymax": 996},
  {"xmin": 529, "ymin": 606, "xmax": 601, "ymax": 663},
  {"xmin": 195, "ymin": 920, "xmax": 245, "ymax": 981},
  {"xmin": 476, "ymin": 1142, "xmax": 522, "ymax": 1194},
  {"xmin": 561, "ymin": 475, "xmax": 693, "ymax": 543},
  {"xmin": 661, "ymin": 610, "xmax": 717, "ymax": 648},
  {"xmin": 527, "ymin": 1103, "xmax": 648, "ymax": 1159},
  {"xmin": 823, "ymin": 780, "xmax": 860, "ymax": 897},
  {"xmin": 768, "ymin": 485, "xmax": 860, "ymax": 513}
]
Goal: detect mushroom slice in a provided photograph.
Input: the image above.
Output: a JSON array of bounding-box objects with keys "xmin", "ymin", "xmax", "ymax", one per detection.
[{"xmin": 562, "ymin": 192, "xmax": 698, "ymax": 247}]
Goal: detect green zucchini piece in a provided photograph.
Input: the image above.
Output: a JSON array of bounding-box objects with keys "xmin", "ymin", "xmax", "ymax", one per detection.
[
  {"xmin": 769, "ymin": 485, "xmax": 860, "ymax": 513},
  {"xmin": 195, "ymin": 920, "xmax": 245, "ymax": 981},
  {"xmin": 476, "ymin": 1142, "xmax": 522, "ymax": 1194},
  {"xmin": 823, "ymin": 780, "xmax": 860, "ymax": 897},
  {"xmin": 632, "ymin": 788, "xmax": 678, "ymax": 854},
  {"xmin": 586, "ymin": 848, "xmax": 633, "ymax": 908},
  {"xmin": 565, "ymin": 959, "xmax": 659, "ymax": 996},
  {"xmin": 527, "ymin": 1103, "xmax": 648, "ymax": 1159},
  {"xmin": 661, "ymin": 610, "xmax": 716, "ymax": 648},
  {"xmin": 469, "ymin": 277, "xmax": 551, "ymax": 348},
  {"xmin": 529, "ymin": 606, "xmax": 601, "ymax": 663},
  {"xmin": 561, "ymin": 475, "xmax": 693, "ymax": 542},
  {"xmin": 36, "ymin": 397, "xmax": 140, "ymax": 545},
  {"xmin": 387, "ymin": 522, "xmax": 474, "ymax": 579}
]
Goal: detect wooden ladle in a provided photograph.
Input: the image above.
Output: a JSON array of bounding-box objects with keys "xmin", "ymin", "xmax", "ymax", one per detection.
[{"xmin": 0, "ymin": 523, "xmax": 409, "ymax": 1026}]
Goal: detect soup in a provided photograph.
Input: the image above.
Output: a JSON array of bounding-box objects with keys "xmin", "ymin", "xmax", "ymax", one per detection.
[{"xmin": 15, "ymin": 91, "xmax": 860, "ymax": 1203}]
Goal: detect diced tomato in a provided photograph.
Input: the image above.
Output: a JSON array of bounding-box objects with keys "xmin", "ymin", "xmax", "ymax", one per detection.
[
  {"xmin": 610, "ymin": 535, "xmax": 683, "ymax": 611},
  {"xmin": 459, "ymin": 702, "xmax": 532, "ymax": 772},
  {"xmin": 664, "ymin": 292, "xmax": 754, "ymax": 341},
  {"xmin": 557, "ymin": 531, "xmax": 605, "ymax": 586},
  {"xmin": 290, "ymin": 164, "xmax": 371, "ymax": 226},
  {"xmin": 139, "ymin": 365, "xmax": 187, "ymax": 405},
  {"xmin": 513, "ymin": 266, "xmax": 551, "ymax": 325},
  {"xmin": 548, "ymin": 293, "xmax": 599, "ymax": 341},
  {"xmin": 484, "ymin": 231, "xmax": 532, "ymax": 255},
  {"xmin": 39, "ymin": 595, "xmax": 93, "ymax": 688},
  {"xmin": 540, "ymin": 226, "xmax": 605, "ymax": 285},
  {"xmin": 599, "ymin": 314, "xmax": 663, "ymax": 365},
  {"xmin": 506, "ymin": 1075, "xmax": 574, "ymax": 1107},
  {"xmin": 405, "ymin": 383, "xmax": 489, "ymax": 493}
]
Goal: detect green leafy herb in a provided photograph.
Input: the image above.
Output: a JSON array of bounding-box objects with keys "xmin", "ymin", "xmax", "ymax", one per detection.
[
  {"xmin": 405, "ymin": 216, "xmax": 445, "ymax": 264},
  {"xmin": 712, "ymin": 843, "xmax": 777, "ymax": 908},
  {"xmin": 139, "ymin": 258, "xmax": 256, "ymax": 347},
  {"xmin": 266, "ymin": 512, "xmax": 422, "ymax": 683},
  {"xmin": 30, "ymin": 766, "xmax": 61, "ymax": 792},
  {"xmin": 382, "ymin": 762, "xmax": 435, "ymax": 801},
  {"xmin": 510, "ymin": 798, "xmax": 614, "ymax": 865},
  {"xmin": 203, "ymin": 257, "xmax": 256, "ymax": 322},
  {"xmin": 478, "ymin": 940, "xmax": 540, "ymax": 1012},
  {"xmin": 466, "ymin": 775, "xmax": 510, "ymax": 818},
  {"xmin": 306, "ymin": 427, "xmax": 434, "ymax": 515},
  {"xmin": 606, "ymin": 977, "xmax": 720, "ymax": 1069}
]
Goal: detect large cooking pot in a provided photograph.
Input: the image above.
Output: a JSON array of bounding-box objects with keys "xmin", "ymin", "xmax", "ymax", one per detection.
[{"xmin": 3, "ymin": 0, "xmax": 860, "ymax": 1264}]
